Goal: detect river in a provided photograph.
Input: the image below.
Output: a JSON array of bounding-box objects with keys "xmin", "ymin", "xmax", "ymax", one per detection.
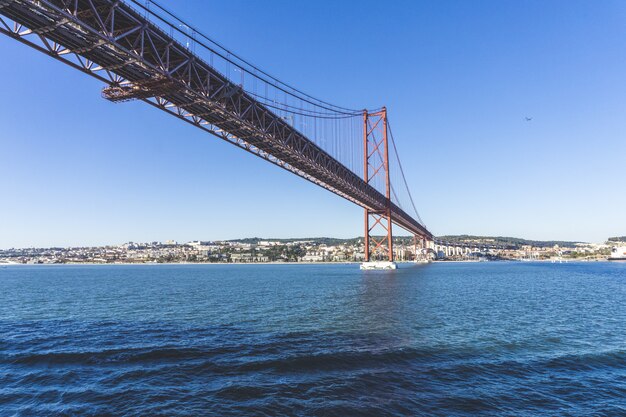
[{"xmin": 1, "ymin": 262, "xmax": 624, "ymax": 416}]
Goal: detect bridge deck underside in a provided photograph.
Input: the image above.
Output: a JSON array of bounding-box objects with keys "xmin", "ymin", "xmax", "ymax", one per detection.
[{"xmin": 0, "ymin": 0, "xmax": 432, "ymax": 240}]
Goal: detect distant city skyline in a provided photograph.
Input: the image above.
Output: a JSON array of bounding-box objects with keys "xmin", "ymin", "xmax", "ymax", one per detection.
[
  {"xmin": 0, "ymin": 233, "xmax": 615, "ymax": 251},
  {"xmin": 0, "ymin": 235, "xmax": 615, "ymax": 264},
  {"xmin": 1, "ymin": 0, "xmax": 625, "ymax": 248}
]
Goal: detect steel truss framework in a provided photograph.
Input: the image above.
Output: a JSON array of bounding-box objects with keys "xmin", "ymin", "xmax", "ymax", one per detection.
[{"xmin": 0, "ymin": 0, "xmax": 433, "ymax": 241}]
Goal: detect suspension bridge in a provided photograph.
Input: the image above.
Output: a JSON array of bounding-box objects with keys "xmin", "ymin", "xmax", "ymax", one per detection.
[{"xmin": 0, "ymin": 0, "xmax": 436, "ymax": 268}]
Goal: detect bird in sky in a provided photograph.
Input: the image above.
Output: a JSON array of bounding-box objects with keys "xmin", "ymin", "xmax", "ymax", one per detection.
[{"xmin": 524, "ymin": 117, "xmax": 533, "ymax": 122}]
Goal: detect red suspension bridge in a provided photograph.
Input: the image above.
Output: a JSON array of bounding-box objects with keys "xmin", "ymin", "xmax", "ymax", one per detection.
[{"xmin": 0, "ymin": 0, "xmax": 434, "ymax": 266}]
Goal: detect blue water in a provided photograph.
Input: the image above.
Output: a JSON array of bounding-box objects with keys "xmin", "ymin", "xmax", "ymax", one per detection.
[{"xmin": 1, "ymin": 262, "xmax": 625, "ymax": 416}]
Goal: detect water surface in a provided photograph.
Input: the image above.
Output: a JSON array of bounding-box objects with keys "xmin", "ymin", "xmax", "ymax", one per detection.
[{"xmin": 1, "ymin": 262, "xmax": 625, "ymax": 416}]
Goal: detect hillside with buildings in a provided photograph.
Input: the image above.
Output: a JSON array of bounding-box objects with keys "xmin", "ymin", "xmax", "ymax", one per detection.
[
  {"xmin": 0, "ymin": 235, "xmax": 620, "ymax": 264},
  {"xmin": 435, "ymin": 235, "xmax": 582, "ymax": 249}
]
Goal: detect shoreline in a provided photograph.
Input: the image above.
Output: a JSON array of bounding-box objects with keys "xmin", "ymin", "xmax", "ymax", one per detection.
[
  {"xmin": 2, "ymin": 261, "xmax": 362, "ymax": 266},
  {"xmin": 1, "ymin": 259, "xmax": 613, "ymax": 266},
  {"xmin": 2, "ymin": 260, "xmax": 429, "ymax": 266}
]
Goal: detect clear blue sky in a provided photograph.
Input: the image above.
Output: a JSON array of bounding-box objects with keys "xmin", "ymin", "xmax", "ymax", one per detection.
[{"xmin": 1, "ymin": 0, "xmax": 625, "ymax": 248}]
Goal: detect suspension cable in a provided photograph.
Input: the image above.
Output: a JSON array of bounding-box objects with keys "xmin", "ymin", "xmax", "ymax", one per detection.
[
  {"xmin": 388, "ymin": 120, "xmax": 426, "ymax": 227},
  {"xmin": 246, "ymin": 91, "xmax": 363, "ymax": 118},
  {"xmin": 128, "ymin": 0, "xmax": 369, "ymax": 116}
]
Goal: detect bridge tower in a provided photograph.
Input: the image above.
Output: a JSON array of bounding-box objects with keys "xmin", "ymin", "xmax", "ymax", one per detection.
[{"xmin": 362, "ymin": 107, "xmax": 394, "ymax": 265}]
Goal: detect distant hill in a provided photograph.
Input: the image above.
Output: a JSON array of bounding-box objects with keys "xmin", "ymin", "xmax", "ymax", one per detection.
[
  {"xmin": 227, "ymin": 237, "xmax": 362, "ymax": 246},
  {"xmin": 435, "ymin": 235, "xmax": 582, "ymax": 249},
  {"xmin": 608, "ymin": 236, "xmax": 626, "ymax": 242},
  {"xmin": 227, "ymin": 235, "xmax": 583, "ymax": 249}
]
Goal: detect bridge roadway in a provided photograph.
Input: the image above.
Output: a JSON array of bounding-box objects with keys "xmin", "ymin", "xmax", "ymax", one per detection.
[{"xmin": 0, "ymin": 0, "xmax": 433, "ymax": 241}]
